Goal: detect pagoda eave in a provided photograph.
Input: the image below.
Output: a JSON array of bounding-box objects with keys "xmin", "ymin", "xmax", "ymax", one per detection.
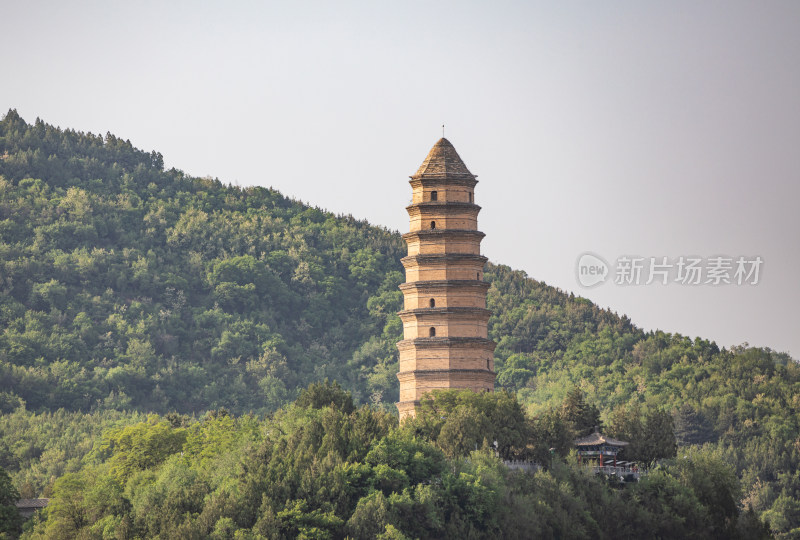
[
  {"xmin": 406, "ymin": 201, "xmax": 481, "ymax": 211},
  {"xmin": 409, "ymin": 176, "xmax": 478, "ymax": 188},
  {"xmin": 401, "ymin": 253, "xmax": 488, "ymax": 266},
  {"xmin": 397, "ymin": 368, "xmax": 496, "ymax": 379},
  {"xmin": 401, "ymin": 229, "xmax": 485, "ymax": 242},
  {"xmin": 396, "ymin": 337, "xmax": 496, "ymax": 351},
  {"xmin": 397, "ymin": 307, "xmax": 491, "ymax": 317},
  {"xmin": 398, "ymin": 279, "xmax": 490, "ymax": 291}
]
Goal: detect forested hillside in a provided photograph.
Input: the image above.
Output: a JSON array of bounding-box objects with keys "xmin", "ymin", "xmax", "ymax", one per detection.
[
  {"xmin": 9, "ymin": 384, "xmax": 773, "ymax": 539},
  {"xmin": 1, "ymin": 110, "xmax": 798, "ymax": 537}
]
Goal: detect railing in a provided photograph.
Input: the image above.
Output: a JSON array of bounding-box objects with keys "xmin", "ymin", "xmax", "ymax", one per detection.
[
  {"xmin": 590, "ymin": 465, "xmax": 641, "ymax": 480},
  {"xmin": 502, "ymin": 461, "xmax": 641, "ymax": 481},
  {"xmin": 502, "ymin": 460, "xmax": 541, "ymax": 472}
]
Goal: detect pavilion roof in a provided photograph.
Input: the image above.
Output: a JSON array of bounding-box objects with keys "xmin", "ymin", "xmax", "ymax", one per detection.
[
  {"xmin": 574, "ymin": 429, "xmax": 629, "ymax": 447},
  {"xmin": 16, "ymin": 498, "xmax": 49, "ymax": 509}
]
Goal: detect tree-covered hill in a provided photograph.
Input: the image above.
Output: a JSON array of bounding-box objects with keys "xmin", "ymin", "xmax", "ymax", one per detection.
[
  {"xmin": 0, "ymin": 109, "xmax": 407, "ymax": 415},
  {"xmin": 1, "ymin": 110, "xmax": 799, "ymax": 536},
  {"xmin": 13, "ymin": 385, "xmax": 774, "ymax": 539}
]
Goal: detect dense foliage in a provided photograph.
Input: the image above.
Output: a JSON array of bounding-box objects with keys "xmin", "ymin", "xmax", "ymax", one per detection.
[
  {"xmin": 18, "ymin": 386, "xmax": 772, "ymax": 539},
  {"xmin": 0, "ymin": 466, "xmax": 23, "ymax": 538},
  {"xmin": 0, "ymin": 111, "xmax": 798, "ymax": 536}
]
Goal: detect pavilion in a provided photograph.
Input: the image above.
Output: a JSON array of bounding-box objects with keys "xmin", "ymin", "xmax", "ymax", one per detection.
[{"xmin": 575, "ymin": 427, "xmax": 632, "ymax": 472}]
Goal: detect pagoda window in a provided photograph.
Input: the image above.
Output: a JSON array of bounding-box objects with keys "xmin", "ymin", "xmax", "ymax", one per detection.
[
  {"xmin": 429, "ymin": 298, "xmax": 435, "ymax": 308},
  {"xmin": 468, "ymin": 192, "xmax": 473, "ymax": 202},
  {"xmin": 430, "ymin": 191, "xmax": 438, "ymax": 201},
  {"xmin": 429, "ymin": 327, "xmax": 436, "ymax": 337},
  {"xmin": 430, "ymin": 221, "xmax": 436, "ymax": 229}
]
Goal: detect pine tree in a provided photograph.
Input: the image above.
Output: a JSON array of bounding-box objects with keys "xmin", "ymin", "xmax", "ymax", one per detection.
[{"xmin": 562, "ymin": 388, "xmax": 601, "ymax": 437}]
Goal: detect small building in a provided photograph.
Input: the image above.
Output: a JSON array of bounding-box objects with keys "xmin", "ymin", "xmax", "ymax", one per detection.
[
  {"xmin": 575, "ymin": 428, "xmax": 639, "ymax": 479},
  {"xmin": 16, "ymin": 498, "xmax": 49, "ymax": 519}
]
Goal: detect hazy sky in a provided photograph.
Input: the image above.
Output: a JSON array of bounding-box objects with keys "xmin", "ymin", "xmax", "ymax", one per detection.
[{"xmin": 3, "ymin": 1, "xmax": 799, "ymax": 357}]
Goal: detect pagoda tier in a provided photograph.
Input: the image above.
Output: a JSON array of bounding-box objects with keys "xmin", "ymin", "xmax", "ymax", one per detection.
[
  {"xmin": 402, "ymin": 229, "xmax": 485, "ymax": 256},
  {"xmin": 400, "ymin": 253, "xmax": 487, "ymax": 282},
  {"xmin": 398, "ymin": 280, "xmax": 489, "ymax": 310},
  {"xmin": 396, "ymin": 138, "xmax": 496, "ymax": 420}
]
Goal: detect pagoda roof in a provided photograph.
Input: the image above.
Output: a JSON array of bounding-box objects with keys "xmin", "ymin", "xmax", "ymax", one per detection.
[
  {"xmin": 412, "ymin": 138, "xmax": 476, "ymax": 180},
  {"xmin": 574, "ymin": 428, "xmax": 629, "ymax": 447},
  {"xmin": 16, "ymin": 498, "xmax": 49, "ymax": 509}
]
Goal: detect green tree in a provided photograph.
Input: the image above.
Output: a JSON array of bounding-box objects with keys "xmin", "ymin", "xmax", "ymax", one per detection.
[
  {"xmin": 411, "ymin": 389, "xmax": 527, "ymax": 459},
  {"xmin": 625, "ymin": 470, "xmax": 707, "ymax": 539},
  {"xmin": 561, "ymin": 388, "xmax": 601, "ymax": 437},
  {"xmin": 639, "ymin": 409, "xmax": 677, "ymax": 468},
  {"xmin": 39, "ymin": 472, "xmax": 89, "ymax": 539},
  {"xmin": 609, "ymin": 405, "xmax": 677, "ymax": 468},
  {"xmin": 436, "ymin": 405, "xmax": 489, "ymax": 459},
  {"xmin": 0, "ymin": 466, "xmax": 23, "ymax": 538},
  {"xmin": 673, "ymin": 403, "xmax": 715, "ymax": 446},
  {"xmin": 275, "ymin": 499, "xmax": 344, "ymax": 540},
  {"xmin": 97, "ymin": 416, "xmax": 187, "ymax": 483},
  {"xmin": 527, "ymin": 407, "xmax": 573, "ymax": 460},
  {"xmin": 669, "ymin": 448, "xmax": 741, "ymax": 539},
  {"xmin": 295, "ymin": 380, "xmax": 355, "ymax": 414}
]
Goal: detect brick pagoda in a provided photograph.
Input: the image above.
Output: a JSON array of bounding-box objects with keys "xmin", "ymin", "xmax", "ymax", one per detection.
[{"xmin": 396, "ymin": 138, "xmax": 496, "ymax": 419}]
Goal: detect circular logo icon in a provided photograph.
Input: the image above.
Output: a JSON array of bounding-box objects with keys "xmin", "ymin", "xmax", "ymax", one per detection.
[{"xmin": 576, "ymin": 252, "xmax": 609, "ymax": 288}]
